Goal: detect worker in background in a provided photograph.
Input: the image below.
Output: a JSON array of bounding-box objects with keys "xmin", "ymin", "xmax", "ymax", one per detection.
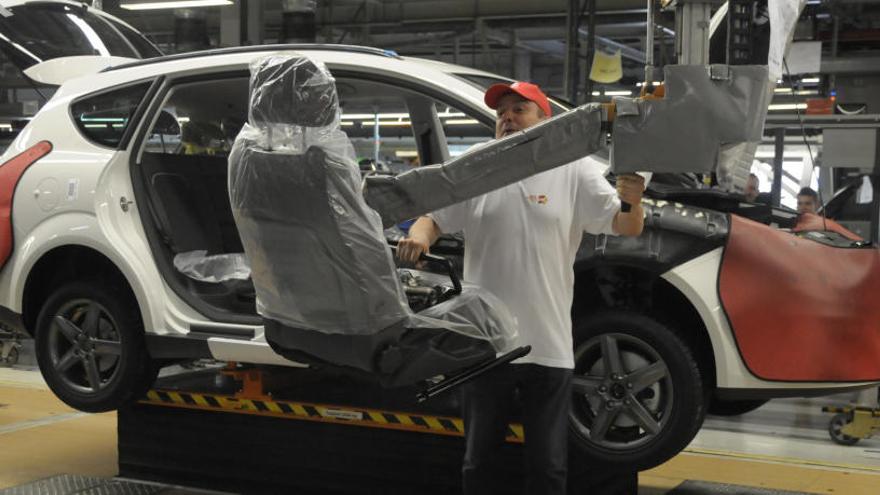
[
  {"xmin": 793, "ymin": 186, "xmax": 863, "ymax": 241},
  {"xmin": 796, "ymin": 187, "xmax": 819, "ymax": 214},
  {"xmin": 396, "ymin": 81, "xmax": 646, "ymax": 495}
]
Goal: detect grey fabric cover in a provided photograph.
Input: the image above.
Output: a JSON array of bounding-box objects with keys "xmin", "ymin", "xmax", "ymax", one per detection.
[
  {"xmin": 609, "ymin": 64, "xmax": 771, "ymax": 176},
  {"xmin": 364, "ymin": 103, "xmax": 605, "ymax": 227},
  {"xmin": 227, "ymin": 53, "xmax": 516, "ymax": 354}
]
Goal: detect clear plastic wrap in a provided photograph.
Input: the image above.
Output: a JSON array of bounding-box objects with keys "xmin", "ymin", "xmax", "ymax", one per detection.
[
  {"xmin": 173, "ymin": 250, "xmax": 251, "ymax": 283},
  {"xmin": 408, "ymin": 281, "xmax": 517, "ymax": 354},
  {"xmin": 227, "ymin": 53, "xmax": 517, "ymax": 353}
]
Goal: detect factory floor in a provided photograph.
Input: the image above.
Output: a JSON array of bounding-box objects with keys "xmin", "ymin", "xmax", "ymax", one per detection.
[{"xmin": 1, "ymin": 365, "xmax": 879, "ymax": 494}]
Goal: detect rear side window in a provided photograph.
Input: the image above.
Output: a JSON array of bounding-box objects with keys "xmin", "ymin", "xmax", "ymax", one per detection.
[{"xmin": 71, "ymin": 82, "xmax": 152, "ymax": 148}]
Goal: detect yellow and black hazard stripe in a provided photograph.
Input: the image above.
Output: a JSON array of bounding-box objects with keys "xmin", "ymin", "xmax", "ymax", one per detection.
[{"xmin": 142, "ymin": 389, "xmax": 525, "ymax": 443}]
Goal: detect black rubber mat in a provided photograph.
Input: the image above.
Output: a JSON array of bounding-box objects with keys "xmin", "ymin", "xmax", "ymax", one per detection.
[
  {"xmin": 670, "ymin": 480, "xmax": 809, "ymax": 494},
  {"xmin": 0, "ymin": 475, "xmax": 225, "ymax": 495}
]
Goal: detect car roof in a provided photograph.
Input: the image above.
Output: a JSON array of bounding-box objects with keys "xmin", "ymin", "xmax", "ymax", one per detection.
[{"xmin": 54, "ymin": 44, "xmax": 504, "ymax": 118}]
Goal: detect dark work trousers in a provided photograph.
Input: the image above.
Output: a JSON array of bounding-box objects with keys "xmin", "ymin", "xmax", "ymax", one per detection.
[{"xmin": 461, "ymin": 363, "xmax": 573, "ymax": 495}]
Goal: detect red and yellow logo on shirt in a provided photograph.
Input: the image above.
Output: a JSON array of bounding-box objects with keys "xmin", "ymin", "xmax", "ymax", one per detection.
[{"xmin": 527, "ymin": 194, "xmax": 548, "ymax": 205}]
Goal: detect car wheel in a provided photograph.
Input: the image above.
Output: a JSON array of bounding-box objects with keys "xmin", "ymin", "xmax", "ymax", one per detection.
[
  {"xmin": 828, "ymin": 413, "xmax": 860, "ymax": 446},
  {"xmin": 568, "ymin": 310, "xmax": 705, "ymax": 471},
  {"xmin": 708, "ymin": 398, "xmax": 768, "ymax": 417},
  {"xmin": 35, "ymin": 281, "xmax": 158, "ymax": 412}
]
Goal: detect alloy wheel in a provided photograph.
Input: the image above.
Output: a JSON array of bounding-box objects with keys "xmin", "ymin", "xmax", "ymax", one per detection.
[
  {"xmin": 46, "ymin": 299, "xmax": 123, "ymax": 394},
  {"xmin": 569, "ymin": 332, "xmax": 673, "ymax": 450}
]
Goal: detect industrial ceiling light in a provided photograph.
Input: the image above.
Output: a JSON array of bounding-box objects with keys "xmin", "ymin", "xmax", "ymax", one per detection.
[{"xmin": 120, "ymin": 0, "xmax": 232, "ymax": 11}]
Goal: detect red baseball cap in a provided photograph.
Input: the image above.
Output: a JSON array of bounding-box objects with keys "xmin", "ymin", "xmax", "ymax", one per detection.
[{"xmin": 484, "ymin": 81, "xmax": 552, "ymax": 118}]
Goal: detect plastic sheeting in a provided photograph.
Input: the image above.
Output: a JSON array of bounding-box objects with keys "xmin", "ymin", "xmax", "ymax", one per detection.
[
  {"xmin": 228, "ymin": 52, "xmax": 516, "ymax": 353},
  {"xmin": 610, "ymin": 65, "xmax": 771, "ymax": 176},
  {"xmin": 173, "ymin": 250, "xmax": 251, "ymax": 283},
  {"xmin": 364, "ymin": 103, "xmax": 605, "ymax": 227}
]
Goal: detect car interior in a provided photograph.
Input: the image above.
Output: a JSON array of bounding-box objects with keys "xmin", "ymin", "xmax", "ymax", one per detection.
[{"xmin": 133, "ymin": 72, "xmax": 493, "ymax": 320}]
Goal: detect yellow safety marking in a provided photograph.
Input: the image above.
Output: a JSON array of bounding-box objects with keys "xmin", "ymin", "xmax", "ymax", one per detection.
[
  {"xmin": 368, "ymin": 411, "xmax": 388, "ymax": 424},
  {"xmin": 423, "ymin": 416, "xmax": 443, "ymax": 430},
  {"xmin": 141, "ymin": 389, "xmax": 525, "ymax": 442},
  {"xmin": 683, "ymin": 447, "xmax": 880, "ymax": 474},
  {"xmin": 508, "ymin": 423, "xmax": 525, "ymax": 441}
]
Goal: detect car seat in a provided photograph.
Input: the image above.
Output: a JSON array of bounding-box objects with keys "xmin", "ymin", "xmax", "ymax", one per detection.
[{"xmin": 228, "ymin": 53, "xmax": 525, "ymax": 391}]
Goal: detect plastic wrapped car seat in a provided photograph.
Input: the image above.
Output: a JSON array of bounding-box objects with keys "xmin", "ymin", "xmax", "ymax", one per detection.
[{"xmin": 228, "ymin": 53, "xmax": 521, "ymax": 387}]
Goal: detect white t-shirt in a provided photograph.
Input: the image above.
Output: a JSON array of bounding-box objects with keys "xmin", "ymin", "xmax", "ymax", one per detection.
[{"xmin": 429, "ymin": 155, "xmax": 620, "ymax": 369}]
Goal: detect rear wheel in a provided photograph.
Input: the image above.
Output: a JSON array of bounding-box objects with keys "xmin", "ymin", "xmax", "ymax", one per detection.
[
  {"xmin": 35, "ymin": 281, "xmax": 157, "ymax": 412},
  {"xmin": 568, "ymin": 311, "xmax": 705, "ymax": 471}
]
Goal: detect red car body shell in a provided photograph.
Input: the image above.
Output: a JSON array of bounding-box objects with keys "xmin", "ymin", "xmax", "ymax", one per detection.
[{"xmin": 719, "ymin": 214, "xmax": 880, "ymax": 382}]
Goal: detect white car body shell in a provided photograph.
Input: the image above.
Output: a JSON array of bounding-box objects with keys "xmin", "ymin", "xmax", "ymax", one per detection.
[{"xmin": 0, "ymin": 45, "xmax": 871, "ymax": 394}]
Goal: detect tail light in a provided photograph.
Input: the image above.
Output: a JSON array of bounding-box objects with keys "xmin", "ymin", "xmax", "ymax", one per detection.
[{"xmin": 0, "ymin": 141, "xmax": 53, "ymax": 269}]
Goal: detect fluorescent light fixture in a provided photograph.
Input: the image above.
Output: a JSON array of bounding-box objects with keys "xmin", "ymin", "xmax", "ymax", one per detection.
[
  {"xmin": 120, "ymin": 0, "xmax": 232, "ymax": 10},
  {"xmin": 635, "ymin": 82, "xmax": 659, "ymax": 87},
  {"xmin": 767, "ymin": 103, "xmax": 807, "ymax": 111},
  {"xmin": 374, "ymin": 121, "xmax": 411, "ymax": 127},
  {"xmin": 340, "ymin": 121, "xmax": 354, "ymax": 126},
  {"xmin": 444, "ymin": 119, "xmax": 479, "ymax": 125},
  {"xmin": 605, "ymin": 90, "xmax": 632, "ymax": 96},
  {"xmin": 80, "ymin": 117, "xmax": 126, "ymax": 123},
  {"xmin": 0, "ymin": 124, "xmax": 12, "ymax": 130},
  {"xmin": 801, "ymin": 77, "xmax": 820, "ymax": 84},
  {"xmin": 591, "ymin": 91, "xmax": 601, "ymax": 96},
  {"xmin": 342, "ymin": 112, "xmax": 408, "ymax": 120},
  {"xmin": 438, "ymin": 111, "xmax": 466, "ymax": 118},
  {"xmin": 177, "ymin": 116, "xmax": 190, "ymax": 123},
  {"xmin": 395, "ymin": 150, "xmax": 419, "ymax": 158},
  {"xmin": 774, "ymin": 87, "xmax": 792, "ymax": 94}
]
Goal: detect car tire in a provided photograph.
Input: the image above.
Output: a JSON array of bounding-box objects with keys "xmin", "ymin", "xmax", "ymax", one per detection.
[
  {"xmin": 35, "ymin": 281, "xmax": 158, "ymax": 412},
  {"xmin": 708, "ymin": 398, "xmax": 768, "ymax": 417},
  {"xmin": 568, "ymin": 310, "xmax": 705, "ymax": 471}
]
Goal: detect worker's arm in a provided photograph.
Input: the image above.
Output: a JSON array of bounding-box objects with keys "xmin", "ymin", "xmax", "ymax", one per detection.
[
  {"xmin": 397, "ymin": 216, "xmax": 442, "ymax": 263},
  {"xmin": 612, "ymin": 174, "xmax": 646, "ymax": 237}
]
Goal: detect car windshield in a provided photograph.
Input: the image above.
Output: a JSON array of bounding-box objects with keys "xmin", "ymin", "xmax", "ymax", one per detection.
[{"xmin": 0, "ymin": 3, "xmax": 161, "ymax": 70}]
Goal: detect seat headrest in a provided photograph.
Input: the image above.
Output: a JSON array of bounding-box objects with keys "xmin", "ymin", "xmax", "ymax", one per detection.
[{"xmin": 248, "ymin": 53, "xmax": 338, "ymax": 128}]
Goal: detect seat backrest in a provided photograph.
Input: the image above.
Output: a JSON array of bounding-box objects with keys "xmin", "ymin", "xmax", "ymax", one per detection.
[
  {"xmin": 228, "ymin": 53, "xmax": 410, "ymax": 335},
  {"xmin": 141, "ymin": 153, "xmax": 243, "ymax": 255}
]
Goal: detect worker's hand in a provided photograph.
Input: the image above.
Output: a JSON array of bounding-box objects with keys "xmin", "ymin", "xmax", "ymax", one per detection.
[
  {"xmin": 616, "ymin": 173, "xmax": 646, "ymax": 208},
  {"xmin": 397, "ymin": 236, "xmax": 430, "ymax": 264}
]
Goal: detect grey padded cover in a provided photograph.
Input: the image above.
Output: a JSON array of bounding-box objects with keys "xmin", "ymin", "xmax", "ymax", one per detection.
[
  {"xmin": 228, "ymin": 52, "xmax": 516, "ymax": 352},
  {"xmin": 364, "ymin": 103, "xmax": 605, "ymax": 227},
  {"xmin": 610, "ymin": 64, "xmax": 772, "ymax": 176}
]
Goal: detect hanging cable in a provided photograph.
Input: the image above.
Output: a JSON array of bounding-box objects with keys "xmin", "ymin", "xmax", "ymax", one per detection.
[{"xmin": 782, "ymin": 56, "xmax": 826, "ymax": 232}]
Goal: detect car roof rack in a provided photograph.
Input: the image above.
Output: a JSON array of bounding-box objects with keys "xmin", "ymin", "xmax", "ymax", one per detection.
[{"xmin": 102, "ymin": 44, "xmax": 401, "ymax": 73}]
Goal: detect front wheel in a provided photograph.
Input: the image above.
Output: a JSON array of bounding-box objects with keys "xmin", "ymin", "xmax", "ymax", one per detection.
[
  {"xmin": 568, "ymin": 311, "xmax": 705, "ymax": 471},
  {"xmin": 35, "ymin": 281, "xmax": 158, "ymax": 412}
]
